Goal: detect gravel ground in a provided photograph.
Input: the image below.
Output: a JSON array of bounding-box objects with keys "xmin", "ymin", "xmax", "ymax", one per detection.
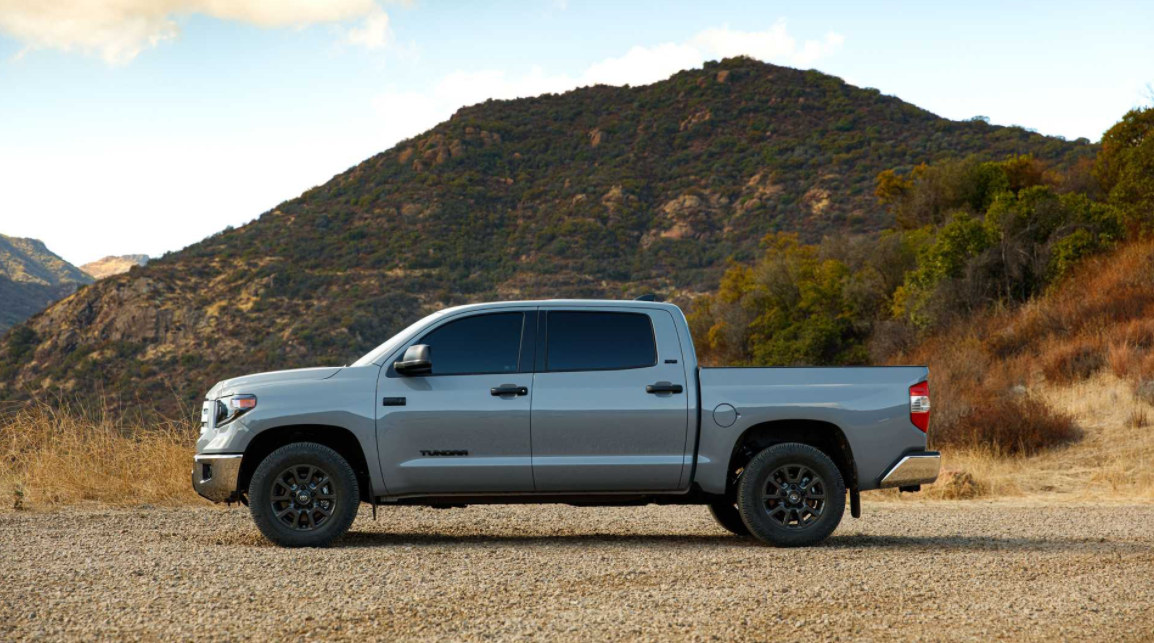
[{"xmin": 1, "ymin": 502, "xmax": 1152, "ymax": 642}]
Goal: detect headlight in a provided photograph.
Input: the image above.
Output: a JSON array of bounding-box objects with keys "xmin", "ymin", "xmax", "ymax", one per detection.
[{"xmin": 216, "ymin": 394, "xmax": 257, "ymax": 426}]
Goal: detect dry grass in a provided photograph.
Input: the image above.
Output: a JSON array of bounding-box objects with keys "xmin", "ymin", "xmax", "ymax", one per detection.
[
  {"xmin": 0, "ymin": 401, "xmax": 201, "ymax": 510},
  {"xmin": 907, "ymin": 332, "xmax": 1080, "ymax": 456},
  {"xmin": 886, "ymin": 241, "xmax": 1154, "ymax": 502}
]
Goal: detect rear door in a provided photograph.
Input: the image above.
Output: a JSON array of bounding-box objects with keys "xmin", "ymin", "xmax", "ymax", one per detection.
[
  {"xmin": 530, "ymin": 307, "xmax": 689, "ymax": 491},
  {"xmin": 376, "ymin": 308, "xmax": 536, "ymax": 495}
]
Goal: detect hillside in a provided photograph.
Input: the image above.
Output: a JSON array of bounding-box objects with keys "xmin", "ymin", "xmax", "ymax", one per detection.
[
  {"xmin": 0, "ymin": 234, "xmax": 92, "ymax": 334},
  {"xmin": 895, "ymin": 240, "xmax": 1154, "ymax": 500},
  {"xmin": 81, "ymin": 254, "xmax": 150, "ymax": 280},
  {"xmin": 0, "ymin": 58, "xmax": 1094, "ymax": 410}
]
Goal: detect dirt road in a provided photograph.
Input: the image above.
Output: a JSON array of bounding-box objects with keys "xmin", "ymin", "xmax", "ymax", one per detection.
[{"xmin": 1, "ymin": 502, "xmax": 1151, "ymax": 642}]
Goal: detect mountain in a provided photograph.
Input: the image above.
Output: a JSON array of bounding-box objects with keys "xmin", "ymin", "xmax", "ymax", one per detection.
[
  {"xmin": 81, "ymin": 255, "xmax": 150, "ymax": 280},
  {"xmin": 0, "ymin": 58, "xmax": 1096, "ymax": 411},
  {"xmin": 0, "ymin": 234, "xmax": 93, "ymax": 334}
]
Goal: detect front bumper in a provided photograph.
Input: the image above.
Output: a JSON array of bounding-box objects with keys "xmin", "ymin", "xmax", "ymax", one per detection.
[
  {"xmin": 192, "ymin": 454, "xmax": 243, "ymax": 502},
  {"xmin": 879, "ymin": 451, "xmax": 941, "ymax": 488}
]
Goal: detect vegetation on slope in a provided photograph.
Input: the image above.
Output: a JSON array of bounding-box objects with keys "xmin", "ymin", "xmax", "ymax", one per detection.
[
  {"xmin": 0, "ymin": 58, "xmax": 1091, "ymax": 413},
  {"xmin": 689, "ymin": 108, "xmax": 1152, "ymax": 365}
]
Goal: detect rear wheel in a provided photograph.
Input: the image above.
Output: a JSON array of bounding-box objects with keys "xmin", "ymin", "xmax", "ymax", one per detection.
[
  {"xmin": 708, "ymin": 501, "xmax": 751, "ymax": 536},
  {"xmin": 737, "ymin": 443, "xmax": 845, "ymax": 547},
  {"xmin": 249, "ymin": 442, "xmax": 360, "ymax": 547}
]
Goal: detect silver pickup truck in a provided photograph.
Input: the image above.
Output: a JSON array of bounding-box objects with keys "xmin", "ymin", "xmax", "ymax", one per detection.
[{"xmin": 194, "ymin": 299, "xmax": 939, "ymax": 548}]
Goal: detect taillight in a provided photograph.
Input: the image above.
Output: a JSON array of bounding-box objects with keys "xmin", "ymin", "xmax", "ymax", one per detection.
[{"xmin": 909, "ymin": 381, "xmax": 930, "ymax": 433}]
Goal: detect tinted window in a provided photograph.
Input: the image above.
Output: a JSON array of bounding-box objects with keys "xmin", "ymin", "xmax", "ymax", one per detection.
[
  {"xmin": 546, "ymin": 311, "xmax": 656, "ymax": 372},
  {"xmin": 418, "ymin": 313, "xmax": 524, "ymax": 375}
]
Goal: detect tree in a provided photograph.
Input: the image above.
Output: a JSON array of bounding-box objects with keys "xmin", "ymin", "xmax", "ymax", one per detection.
[{"xmin": 1094, "ymin": 107, "xmax": 1154, "ymax": 230}]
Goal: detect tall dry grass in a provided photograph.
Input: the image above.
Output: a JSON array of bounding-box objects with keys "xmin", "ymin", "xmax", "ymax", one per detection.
[{"xmin": 0, "ymin": 400, "xmax": 202, "ymax": 510}]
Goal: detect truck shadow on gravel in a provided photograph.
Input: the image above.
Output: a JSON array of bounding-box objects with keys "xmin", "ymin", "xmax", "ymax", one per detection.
[{"xmin": 328, "ymin": 531, "xmax": 1149, "ymax": 554}]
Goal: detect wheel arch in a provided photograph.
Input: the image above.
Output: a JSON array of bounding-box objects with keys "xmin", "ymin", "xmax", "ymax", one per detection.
[
  {"xmin": 725, "ymin": 419, "xmax": 857, "ymax": 498},
  {"xmin": 238, "ymin": 425, "xmax": 373, "ymax": 503}
]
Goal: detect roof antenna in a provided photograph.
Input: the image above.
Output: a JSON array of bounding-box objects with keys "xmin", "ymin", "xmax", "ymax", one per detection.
[{"xmin": 634, "ymin": 293, "xmax": 657, "ymax": 302}]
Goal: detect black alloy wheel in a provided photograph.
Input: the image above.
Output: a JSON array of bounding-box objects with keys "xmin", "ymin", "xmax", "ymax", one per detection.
[
  {"xmin": 762, "ymin": 464, "xmax": 826, "ymax": 529},
  {"xmin": 270, "ymin": 464, "xmax": 338, "ymax": 531},
  {"xmin": 249, "ymin": 442, "xmax": 360, "ymax": 547},
  {"xmin": 736, "ymin": 442, "xmax": 846, "ymax": 547}
]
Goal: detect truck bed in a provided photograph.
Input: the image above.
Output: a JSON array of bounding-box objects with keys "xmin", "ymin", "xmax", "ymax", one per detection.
[{"xmin": 692, "ymin": 366, "xmax": 930, "ymax": 493}]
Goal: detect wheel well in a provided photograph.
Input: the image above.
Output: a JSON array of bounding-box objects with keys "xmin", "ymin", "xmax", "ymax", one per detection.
[
  {"xmin": 238, "ymin": 425, "xmax": 373, "ymax": 503},
  {"xmin": 725, "ymin": 420, "xmax": 857, "ymax": 497}
]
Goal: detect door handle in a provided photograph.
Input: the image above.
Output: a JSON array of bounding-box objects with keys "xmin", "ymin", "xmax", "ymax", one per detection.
[
  {"xmin": 491, "ymin": 384, "xmax": 529, "ymax": 397},
  {"xmin": 646, "ymin": 382, "xmax": 684, "ymax": 394}
]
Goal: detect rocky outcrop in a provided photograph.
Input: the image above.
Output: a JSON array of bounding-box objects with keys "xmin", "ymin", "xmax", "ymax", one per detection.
[
  {"xmin": 803, "ymin": 186, "xmax": 832, "ymax": 215},
  {"xmin": 736, "ymin": 171, "xmax": 784, "ymax": 215},
  {"xmin": 642, "ymin": 192, "xmax": 729, "ymax": 246},
  {"xmin": 680, "ymin": 109, "xmax": 712, "ymax": 131}
]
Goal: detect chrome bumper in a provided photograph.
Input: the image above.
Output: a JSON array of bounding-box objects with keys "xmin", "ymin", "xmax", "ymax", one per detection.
[
  {"xmin": 192, "ymin": 454, "xmax": 243, "ymax": 502},
  {"xmin": 879, "ymin": 451, "xmax": 941, "ymax": 488}
]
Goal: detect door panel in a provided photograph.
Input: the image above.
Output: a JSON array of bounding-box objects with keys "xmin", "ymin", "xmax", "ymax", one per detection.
[
  {"xmin": 376, "ymin": 309, "xmax": 536, "ymax": 495},
  {"xmin": 530, "ymin": 309, "xmax": 689, "ymax": 491}
]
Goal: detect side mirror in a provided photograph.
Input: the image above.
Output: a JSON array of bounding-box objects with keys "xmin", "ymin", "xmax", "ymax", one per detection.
[{"xmin": 394, "ymin": 344, "xmax": 432, "ymax": 375}]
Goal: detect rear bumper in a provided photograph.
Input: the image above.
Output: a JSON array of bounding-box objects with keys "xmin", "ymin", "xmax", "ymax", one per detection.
[
  {"xmin": 192, "ymin": 454, "xmax": 242, "ymax": 502},
  {"xmin": 878, "ymin": 451, "xmax": 941, "ymax": 488}
]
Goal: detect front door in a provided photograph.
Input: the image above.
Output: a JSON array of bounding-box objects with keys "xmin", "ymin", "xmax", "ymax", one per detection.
[
  {"xmin": 376, "ymin": 309, "xmax": 536, "ymax": 496},
  {"xmin": 530, "ymin": 308, "xmax": 690, "ymax": 491}
]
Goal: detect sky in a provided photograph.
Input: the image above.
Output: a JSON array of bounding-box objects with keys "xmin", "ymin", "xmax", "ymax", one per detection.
[{"xmin": 1, "ymin": 0, "xmax": 1151, "ymax": 266}]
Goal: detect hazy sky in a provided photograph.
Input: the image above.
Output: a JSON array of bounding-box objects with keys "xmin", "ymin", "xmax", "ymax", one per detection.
[{"xmin": 1, "ymin": 0, "xmax": 1151, "ymax": 266}]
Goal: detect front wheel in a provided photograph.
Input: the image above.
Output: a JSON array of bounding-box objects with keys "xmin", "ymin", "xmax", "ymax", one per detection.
[
  {"xmin": 736, "ymin": 443, "xmax": 845, "ymax": 547},
  {"xmin": 248, "ymin": 442, "xmax": 360, "ymax": 547}
]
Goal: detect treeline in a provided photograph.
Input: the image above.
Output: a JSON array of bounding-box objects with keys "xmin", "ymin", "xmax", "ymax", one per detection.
[{"xmin": 688, "ymin": 107, "xmax": 1154, "ymax": 367}]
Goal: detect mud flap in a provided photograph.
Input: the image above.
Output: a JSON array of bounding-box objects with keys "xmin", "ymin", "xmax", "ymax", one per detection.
[{"xmin": 850, "ymin": 486, "xmax": 861, "ymax": 518}]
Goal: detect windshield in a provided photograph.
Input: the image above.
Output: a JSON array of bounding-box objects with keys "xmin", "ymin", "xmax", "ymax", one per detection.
[{"xmin": 350, "ymin": 310, "xmax": 445, "ymax": 367}]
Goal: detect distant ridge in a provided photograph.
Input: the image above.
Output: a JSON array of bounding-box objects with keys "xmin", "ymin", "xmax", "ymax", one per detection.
[
  {"xmin": 0, "ymin": 234, "xmax": 93, "ymax": 334},
  {"xmin": 81, "ymin": 254, "xmax": 150, "ymax": 280}
]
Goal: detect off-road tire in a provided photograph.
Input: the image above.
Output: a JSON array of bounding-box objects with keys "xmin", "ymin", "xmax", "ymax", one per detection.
[
  {"xmin": 708, "ymin": 501, "xmax": 751, "ymax": 536},
  {"xmin": 249, "ymin": 442, "xmax": 360, "ymax": 547},
  {"xmin": 737, "ymin": 442, "xmax": 845, "ymax": 547}
]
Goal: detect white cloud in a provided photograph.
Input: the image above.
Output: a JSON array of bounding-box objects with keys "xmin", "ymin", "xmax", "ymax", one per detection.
[
  {"xmin": 0, "ymin": 0, "xmax": 392, "ymax": 64},
  {"xmin": 580, "ymin": 42, "xmax": 704, "ymax": 87},
  {"xmin": 372, "ymin": 20, "xmax": 844, "ymax": 148},
  {"xmin": 343, "ymin": 6, "xmax": 392, "ymax": 50}
]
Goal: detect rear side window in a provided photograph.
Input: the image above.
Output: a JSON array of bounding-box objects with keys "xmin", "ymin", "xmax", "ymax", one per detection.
[
  {"xmin": 546, "ymin": 311, "xmax": 656, "ymax": 372},
  {"xmin": 418, "ymin": 312, "xmax": 524, "ymax": 375}
]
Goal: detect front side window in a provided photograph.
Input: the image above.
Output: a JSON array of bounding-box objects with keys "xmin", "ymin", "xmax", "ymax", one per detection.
[
  {"xmin": 546, "ymin": 311, "xmax": 656, "ymax": 372},
  {"xmin": 417, "ymin": 312, "xmax": 524, "ymax": 375}
]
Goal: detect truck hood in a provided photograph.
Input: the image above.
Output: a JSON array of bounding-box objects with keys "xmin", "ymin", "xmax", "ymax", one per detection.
[{"xmin": 207, "ymin": 367, "xmax": 343, "ymax": 399}]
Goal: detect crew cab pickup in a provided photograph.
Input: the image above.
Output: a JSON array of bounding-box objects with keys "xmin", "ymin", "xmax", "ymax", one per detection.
[{"xmin": 194, "ymin": 299, "xmax": 939, "ymax": 547}]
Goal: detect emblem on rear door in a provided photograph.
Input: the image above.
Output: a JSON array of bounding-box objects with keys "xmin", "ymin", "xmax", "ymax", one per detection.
[{"xmin": 420, "ymin": 450, "xmax": 468, "ymax": 457}]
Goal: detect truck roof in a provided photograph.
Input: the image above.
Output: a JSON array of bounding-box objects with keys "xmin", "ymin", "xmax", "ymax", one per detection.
[{"xmin": 436, "ymin": 299, "xmax": 684, "ymax": 315}]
